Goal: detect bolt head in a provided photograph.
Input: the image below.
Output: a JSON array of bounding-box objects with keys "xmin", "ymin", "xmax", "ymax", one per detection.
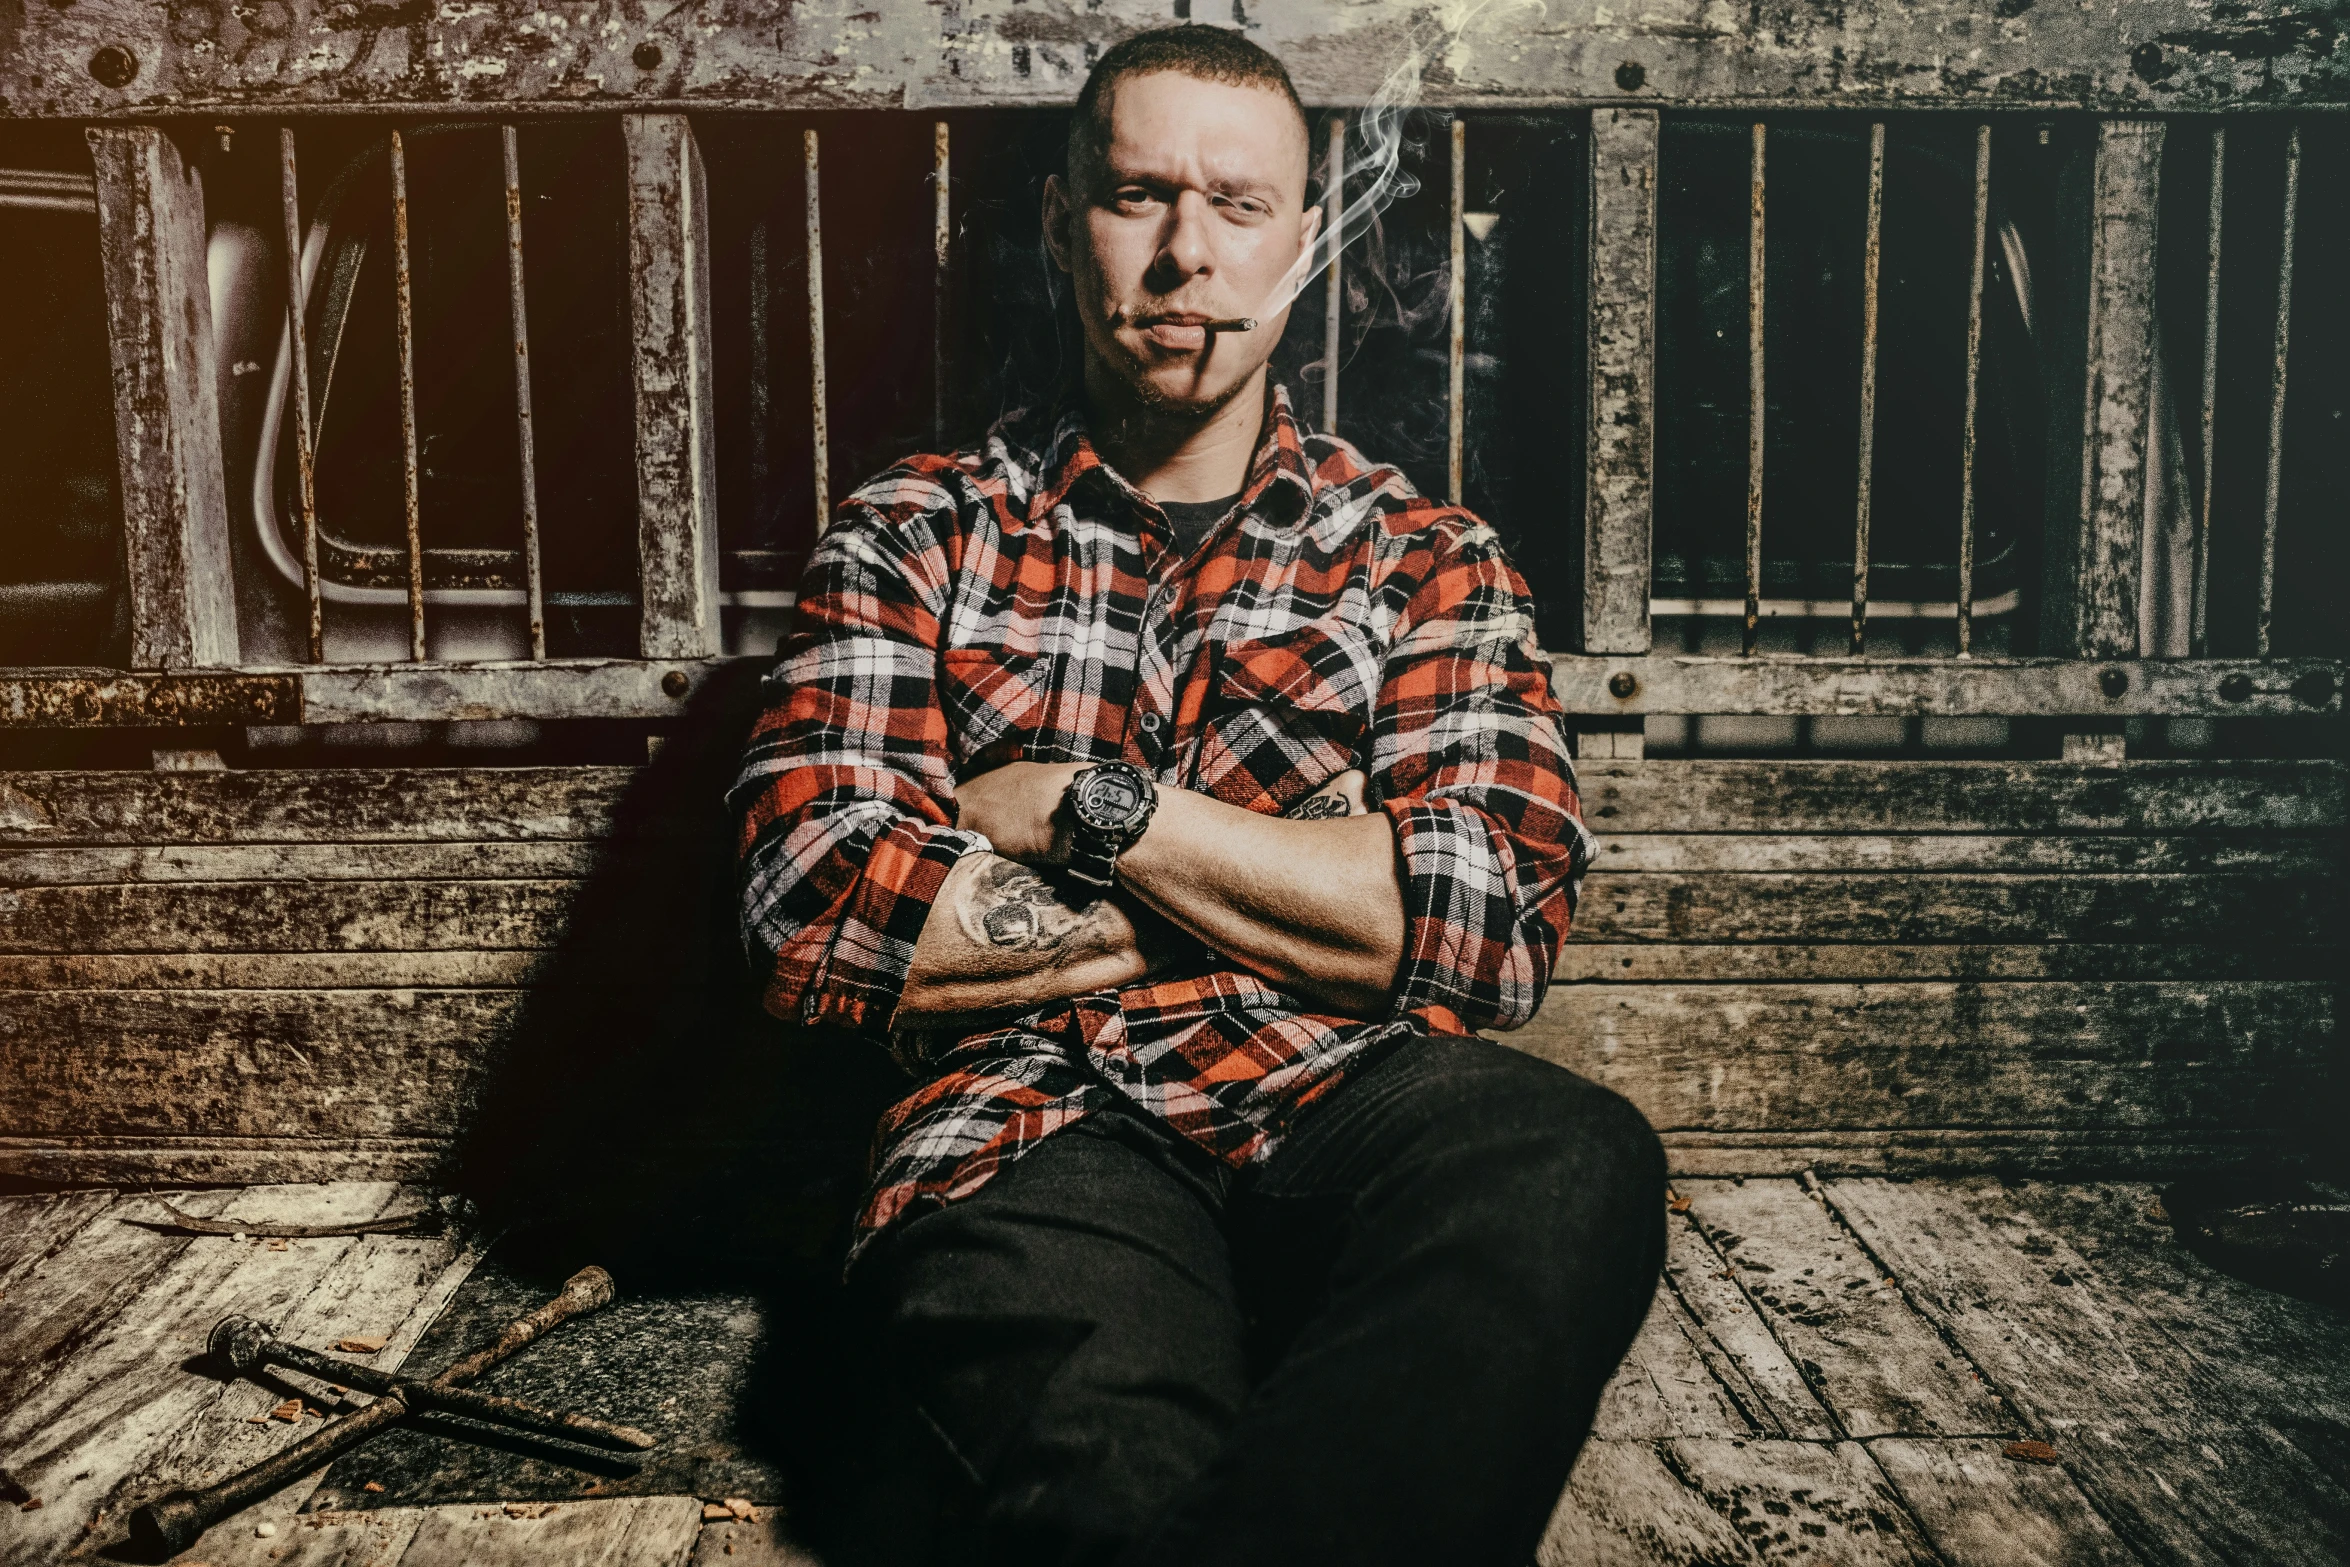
[
  {"xmin": 1607, "ymin": 670, "xmax": 1638, "ymax": 700},
  {"xmin": 2292, "ymin": 669, "xmax": 2337, "ymax": 708},
  {"xmin": 2098, "ymin": 667, "xmax": 2129, "ymax": 699},
  {"xmin": 660, "ymin": 669, "xmax": 690, "ymax": 699},
  {"xmin": 1614, "ymin": 61, "xmax": 1646, "ymax": 91},
  {"xmin": 87, "ymin": 45, "xmax": 137, "ymax": 87},
  {"xmin": 632, "ymin": 40, "xmax": 663, "ymax": 70},
  {"xmin": 2219, "ymin": 672, "xmax": 2255, "ymax": 703}
]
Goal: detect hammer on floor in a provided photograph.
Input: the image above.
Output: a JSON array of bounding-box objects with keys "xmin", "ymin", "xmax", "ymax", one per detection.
[{"xmin": 129, "ymin": 1265, "xmax": 627, "ymax": 1558}]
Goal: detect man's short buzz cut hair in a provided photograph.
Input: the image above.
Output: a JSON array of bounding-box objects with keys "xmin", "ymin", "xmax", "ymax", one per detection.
[{"xmin": 1068, "ymin": 24, "xmax": 1310, "ymax": 190}]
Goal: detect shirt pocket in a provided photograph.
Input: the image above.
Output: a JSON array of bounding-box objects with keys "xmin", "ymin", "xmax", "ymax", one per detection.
[
  {"xmin": 1193, "ymin": 618, "xmax": 1382, "ymax": 812},
  {"xmin": 938, "ymin": 645, "xmax": 1052, "ymax": 771}
]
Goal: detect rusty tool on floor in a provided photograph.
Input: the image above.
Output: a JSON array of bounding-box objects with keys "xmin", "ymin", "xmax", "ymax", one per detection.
[
  {"xmin": 208, "ymin": 1315, "xmax": 656, "ymax": 1452},
  {"xmin": 128, "ymin": 1265, "xmax": 622, "ymax": 1558}
]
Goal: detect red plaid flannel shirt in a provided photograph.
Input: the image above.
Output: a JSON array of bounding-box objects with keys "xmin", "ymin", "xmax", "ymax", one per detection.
[{"xmin": 732, "ymin": 385, "xmax": 1595, "ymax": 1260}]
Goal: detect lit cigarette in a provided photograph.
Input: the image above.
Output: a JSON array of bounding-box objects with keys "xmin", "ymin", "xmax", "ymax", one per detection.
[{"xmin": 1204, "ymin": 317, "xmax": 1257, "ymax": 333}]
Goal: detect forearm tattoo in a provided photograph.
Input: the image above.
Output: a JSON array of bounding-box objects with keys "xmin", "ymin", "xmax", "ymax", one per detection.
[
  {"xmin": 1288, "ymin": 794, "xmax": 1354, "ymax": 820},
  {"xmin": 960, "ymin": 858, "xmax": 1115, "ymax": 953}
]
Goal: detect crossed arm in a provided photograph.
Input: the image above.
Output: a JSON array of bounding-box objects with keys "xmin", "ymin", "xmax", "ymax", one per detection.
[{"xmin": 894, "ymin": 765, "xmax": 1407, "ymax": 1027}]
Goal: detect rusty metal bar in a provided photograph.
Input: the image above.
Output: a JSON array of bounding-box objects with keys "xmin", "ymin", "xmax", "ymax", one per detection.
[
  {"xmin": 934, "ymin": 118, "xmax": 950, "ymax": 449},
  {"xmin": 501, "ymin": 125, "xmax": 546, "ymax": 662},
  {"xmin": 2257, "ymin": 123, "xmax": 2300, "ymax": 657},
  {"xmin": 1448, "ymin": 115, "xmax": 1466, "ymax": 506},
  {"xmin": 803, "ymin": 128, "xmax": 830, "ymax": 535},
  {"xmin": 1956, "ymin": 122, "xmax": 1991, "ymax": 657},
  {"xmin": 279, "ymin": 128, "xmax": 324, "ymax": 664},
  {"xmin": 2193, "ymin": 125, "xmax": 2224, "ymax": 658},
  {"xmin": 389, "ymin": 129, "xmax": 426, "ymax": 662},
  {"xmin": 1745, "ymin": 122, "xmax": 1766, "ymax": 656},
  {"xmin": 749, "ymin": 220, "xmax": 769, "ymax": 496},
  {"xmin": 1323, "ymin": 115, "xmax": 1344, "ymax": 434},
  {"xmin": 1852, "ymin": 121, "xmax": 1884, "ymax": 657}
]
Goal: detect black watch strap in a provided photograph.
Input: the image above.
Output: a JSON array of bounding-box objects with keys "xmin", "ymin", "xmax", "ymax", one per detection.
[{"xmin": 1062, "ymin": 761, "xmax": 1156, "ymax": 892}]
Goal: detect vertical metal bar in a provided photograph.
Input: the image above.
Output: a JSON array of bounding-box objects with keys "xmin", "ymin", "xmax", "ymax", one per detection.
[
  {"xmin": 1323, "ymin": 115, "xmax": 1344, "ymax": 435},
  {"xmin": 390, "ymin": 129, "xmax": 426, "ymax": 662},
  {"xmin": 1956, "ymin": 122, "xmax": 1991, "ymax": 657},
  {"xmin": 2193, "ymin": 126, "xmax": 2224, "ymax": 658},
  {"xmin": 2073, "ymin": 119, "xmax": 2164, "ymax": 661},
  {"xmin": 749, "ymin": 220, "xmax": 769, "ymax": 499},
  {"xmin": 1448, "ymin": 115, "xmax": 1466, "ymax": 506},
  {"xmin": 804, "ymin": 127, "xmax": 830, "ymax": 535},
  {"xmin": 501, "ymin": 125, "xmax": 546, "ymax": 663},
  {"xmin": 1584, "ymin": 107, "xmax": 1660, "ymax": 658},
  {"xmin": 1745, "ymin": 122, "xmax": 1766, "ymax": 656},
  {"xmin": 2257, "ymin": 122, "xmax": 2299, "ymax": 657},
  {"xmin": 1852, "ymin": 122, "xmax": 1884, "ymax": 657},
  {"xmin": 279, "ymin": 128, "xmax": 324, "ymax": 664},
  {"xmin": 934, "ymin": 118, "xmax": 950, "ymax": 450}
]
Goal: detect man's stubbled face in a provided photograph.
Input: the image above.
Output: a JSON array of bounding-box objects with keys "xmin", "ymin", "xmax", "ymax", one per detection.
[{"xmin": 1046, "ymin": 70, "xmax": 1319, "ymax": 417}]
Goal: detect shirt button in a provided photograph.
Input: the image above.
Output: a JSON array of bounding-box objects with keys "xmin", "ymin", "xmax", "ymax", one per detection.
[{"xmin": 1138, "ymin": 713, "xmax": 1162, "ymax": 734}]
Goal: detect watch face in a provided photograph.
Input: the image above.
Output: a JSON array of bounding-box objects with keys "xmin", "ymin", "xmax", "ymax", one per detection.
[{"xmin": 1080, "ymin": 771, "xmax": 1142, "ymax": 826}]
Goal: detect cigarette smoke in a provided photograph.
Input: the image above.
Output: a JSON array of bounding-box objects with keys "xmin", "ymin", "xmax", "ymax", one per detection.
[{"xmin": 1262, "ymin": 0, "xmax": 1546, "ymax": 319}]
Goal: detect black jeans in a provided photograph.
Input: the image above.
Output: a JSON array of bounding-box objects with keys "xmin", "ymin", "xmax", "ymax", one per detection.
[{"xmin": 839, "ymin": 1033, "xmax": 1666, "ymax": 1567}]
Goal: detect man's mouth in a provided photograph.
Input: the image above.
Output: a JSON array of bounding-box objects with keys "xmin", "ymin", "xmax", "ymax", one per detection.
[{"xmin": 1127, "ymin": 313, "xmax": 1256, "ymax": 351}]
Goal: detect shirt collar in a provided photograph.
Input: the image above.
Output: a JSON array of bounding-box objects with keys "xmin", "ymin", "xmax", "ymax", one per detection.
[{"xmin": 1021, "ymin": 381, "xmax": 1317, "ymax": 529}]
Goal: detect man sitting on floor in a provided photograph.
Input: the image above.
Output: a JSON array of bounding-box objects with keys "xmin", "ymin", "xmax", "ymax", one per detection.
[{"xmin": 731, "ymin": 24, "xmax": 1664, "ymax": 1565}]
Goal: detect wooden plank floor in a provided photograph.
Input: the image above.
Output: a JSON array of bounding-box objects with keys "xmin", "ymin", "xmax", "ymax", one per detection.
[{"xmin": 2, "ymin": 1179, "xmax": 2343, "ymax": 1566}]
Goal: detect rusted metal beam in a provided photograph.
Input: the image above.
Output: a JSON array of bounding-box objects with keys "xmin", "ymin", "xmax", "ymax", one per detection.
[
  {"xmin": 2193, "ymin": 126, "xmax": 2225, "ymax": 658},
  {"xmin": 1744, "ymin": 122, "xmax": 1767, "ymax": 657},
  {"xmin": 1852, "ymin": 122, "xmax": 1884, "ymax": 657},
  {"xmin": 87, "ymin": 127, "xmax": 240, "ymax": 671},
  {"xmin": 622, "ymin": 114, "xmax": 721, "ymax": 660},
  {"xmin": 2072, "ymin": 119, "xmax": 2164, "ymax": 660},
  {"xmin": 1551, "ymin": 656, "xmax": 2342, "ymax": 718},
  {"xmin": 1582, "ymin": 107, "xmax": 1658, "ymax": 656},
  {"xmin": 389, "ymin": 128, "xmax": 428, "ymax": 662},
  {"xmin": 503, "ymin": 123, "xmax": 547, "ymax": 662},
  {"xmin": 805, "ymin": 126, "xmax": 831, "ymax": 533},
  {"xmin": 0, "ymin": 660, "xmax": 729, "ymax": 728},
  {"xmin": 933, "ymin": 118, "xmax": 950, "ymax": 450},
  {"xmin": 2256, "ymin": 123, "xmax": 2301, "ymax": 657},
  {"xmin": 25, "ymin": 0, "xmax": 2350, "ymax": 115},
  {"xmin": 1955, "ymin": 123, "xmax": 1992, "ymax": 656},
  {"xmin": 278, "ymin": 128, "xmax": 324, "ymax": 664},
  {"xmin": 1447, "ymin": 114, "xmax": 1466, "ymax": 507}
]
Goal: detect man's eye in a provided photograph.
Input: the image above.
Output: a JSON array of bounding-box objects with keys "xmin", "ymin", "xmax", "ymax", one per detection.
[{"xmin": 1113, "ymin": 188, "xmax": 1159, "ymax": 210}]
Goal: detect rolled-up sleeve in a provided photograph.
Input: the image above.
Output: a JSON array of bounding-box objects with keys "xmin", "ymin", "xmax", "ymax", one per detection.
[
  {"xmin": 730, "ymin": 483, "xmax": 988, "ymax": 1034},
  {"xmin": 1369, "ymin": 523, "xmax": 1594, "ymax": 1036}
]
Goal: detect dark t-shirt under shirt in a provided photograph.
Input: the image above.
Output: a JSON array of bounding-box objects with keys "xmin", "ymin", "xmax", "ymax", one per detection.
[{"xmin": 1158, "ymin": 493, "xmax": 1243, "ymax": 559}]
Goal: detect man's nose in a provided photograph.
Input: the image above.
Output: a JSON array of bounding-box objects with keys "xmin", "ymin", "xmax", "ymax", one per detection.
[{"xmin": 1158, "ymin": 189, "xmax": 1216, "ymax": 279}]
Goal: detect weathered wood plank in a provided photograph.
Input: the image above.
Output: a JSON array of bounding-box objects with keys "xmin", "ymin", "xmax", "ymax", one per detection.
[
  {"xmin": 1678, "ymin": 1179, "xmax": 2009, "ymax": 1439},
  {"xmin": 1660, "ymin": 1216, "xmax": 1839, "ymax": 1441},
  {"xmin": 0, "ymin": 841, "xmax": 599, "ymax": 886},
  {"xmin": 1593, "ymin": 1283, "xmax": 1762, "ymax": 1442},
  {"xmin": 0, "ymin": 952, "xmax": 541, "ymax": 989},
  {"xmin": 1959, "ymin": 1182, "xmax": 2350, "ymax": 1433},
  {"xmin": 1574, "ymin": 761, "xmax": 2344, "ymax": 835},
  {"xmin": 397, "ymin": 1495, "xmax": 705, "ymax": 1567},
  {"xmin": 1867, "ymin": 1437, "xmax": 2143, "ymax": 1567},
  {"xmin": 0, "ymin": 1190, "xmax": 210, "ymax": 1396},
  {"xmin": 0, "ymin": 1185, "xmax": 403, "ymax": 1559},
  {"xmin": 0, "ymin": 762, "xmax": 2330, "ymax": 847},
  {"xmin": 626, "ymin": 114, "xmax": 722, "ymax": 663},
  {"xmin": 1553, "ymin": 656, "xmax": 2341, "ymax": 718},
  {"xmin": 11, "ymin": 871, "xmax": 2323, "ymax": 954},
  {"xmin": 181, "ymin": 1506, "xmax": 430, "ymax": 1567},
  {"xmin": 1828, "ymin": 1177, "xmax": 2350, "ymax": 1566},
  {"xmin": 1651, "ymin": 1439, "xmax": 1943, "ymax": 1566},
  {"xmin": 0, "ymin": 1136, "xmax": 451, "ymax": 1185},
  {"xmin": 0, "ymin": 988, "xmax": 526, "ymax": 1138},
  {"xmin": 1516, "ymin": 982, "xmax": 2334, "ymax": 1133},
  {"xmin": 2073, "ymin": 121, "xmax": 2165, "ymax": 660},
  {"xmin": 1583, "ymin": 107, "xmax": 1657, "ymax": 657},
  {"xmin": 1557, "ymin": 943, "xmax": 2335, "ymax": 984},
  {"xmin": 87, "ymin": 126, "xmax": 239, "ymax": 671},
  {"xmin": 1568, "ymin": 873, "xmax": 2335, "ymax": 945},
  {"xmin": 0, "ymin": 882, "xmax": 578, "ymax": 952},
  {"xmin": 0, "ymin": 1190, "xmax": 117, "ymax": 1297},
  {"xmin": 1542, "ymin": 1440, "xmax": 1767, "ymax": 1567},
  {"xmin": 0, "ymin": 769, "xmax": 638, "ymax": 846},
  {"xmin": 686, "ymin": 1511, "xmax": 828, "ymax": 1567},
  {"xmin": 20, "ymin": 0, "xmax": 2349, "ymax": 115},
  {"xmin": 1590, "ymin": 834, "xmax": 2337, "ymax": 876},
  {"xmin": 1656, "ymin": 1129, "xmax": 2267, "ymax": 1181}
]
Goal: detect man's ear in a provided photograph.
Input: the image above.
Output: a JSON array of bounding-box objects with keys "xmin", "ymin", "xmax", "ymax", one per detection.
[
  {"xmin": 1041, "ymin": 174, "xmax": 1072, "ymax": 274},
  {"xmin": 1296, "ymin": 197, "xmax": 1325, "ymax": 266}
]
